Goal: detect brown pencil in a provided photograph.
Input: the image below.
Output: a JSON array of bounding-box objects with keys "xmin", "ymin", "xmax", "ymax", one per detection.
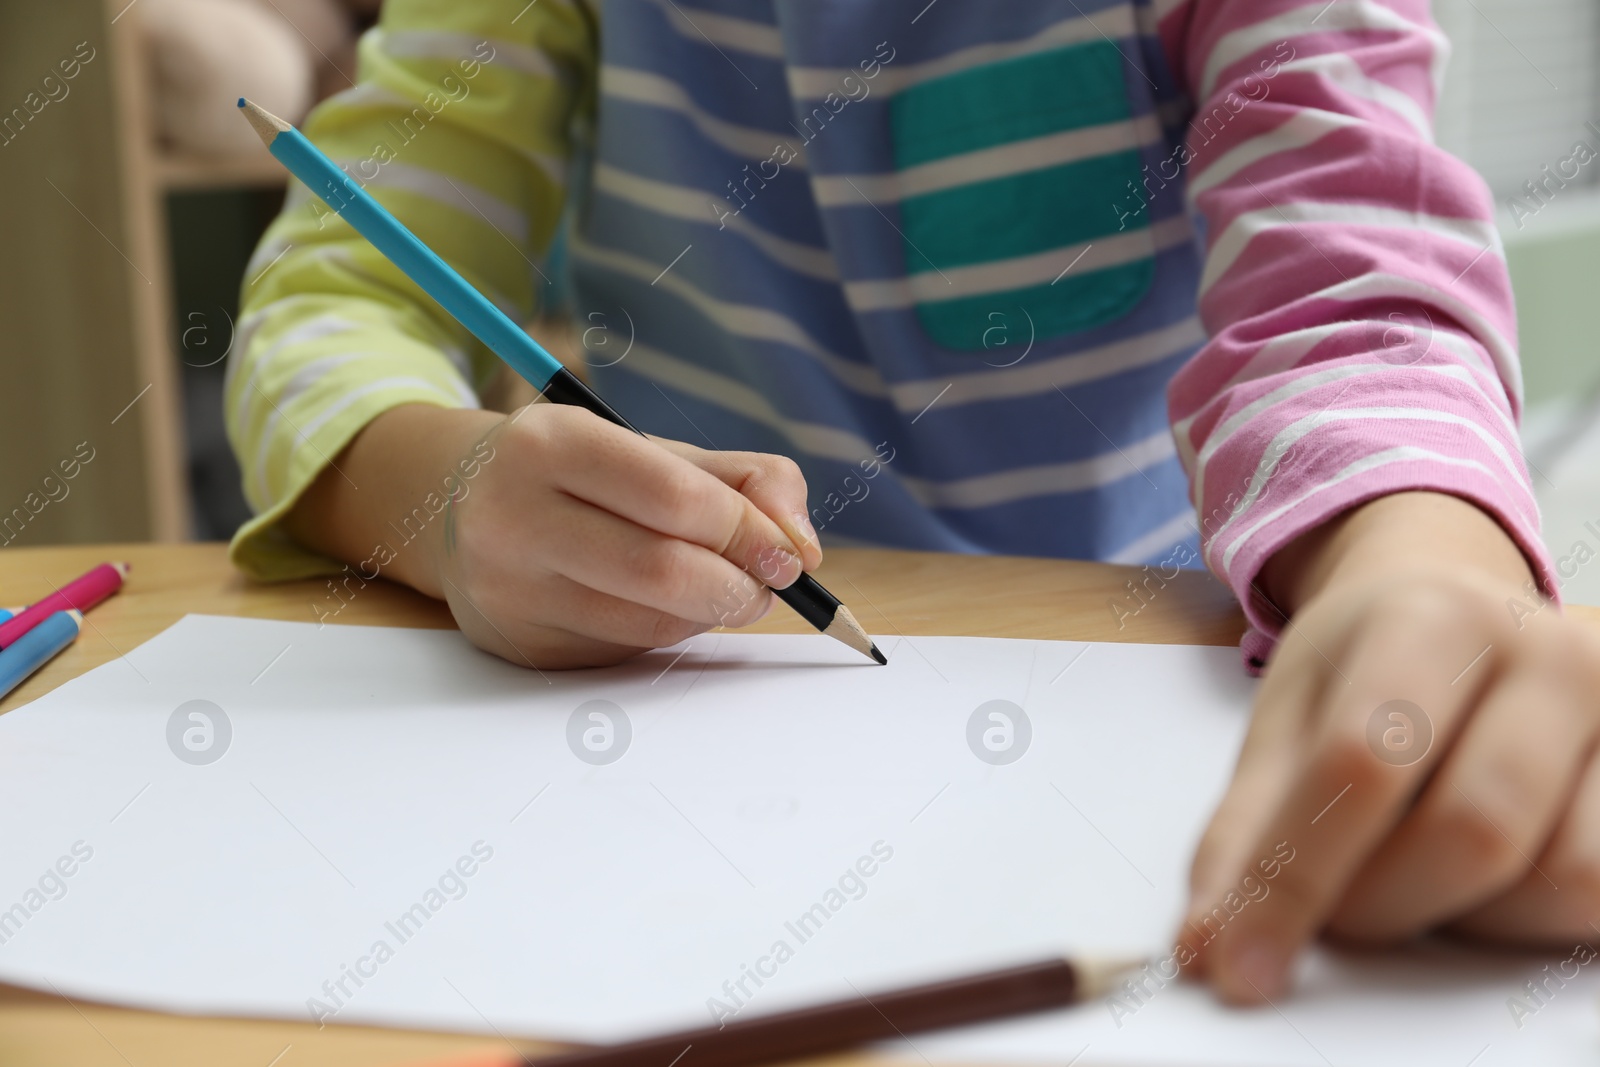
[{"xmin": 511, "ymin": 954, "xmax": 1141, "ymax": 1067}]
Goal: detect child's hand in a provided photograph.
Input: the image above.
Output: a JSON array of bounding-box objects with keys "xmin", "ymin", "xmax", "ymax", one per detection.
[
  {"xmin": 285, "ymin": 403, "xmax": 821, "ymax": 669},
  {"xmin": 1180, "ymin": 492, "xmax": 1600, "ymax": 1004},
  {"xmin": 438, "ymin": 404, "xmax": 821, "ymax": 668}
]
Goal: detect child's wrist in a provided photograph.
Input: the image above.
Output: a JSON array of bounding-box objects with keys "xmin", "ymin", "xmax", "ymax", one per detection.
[
  {"xmin": 1257, "ymin": 491, "xmax": 1537, "ymax": 617},
  {"xmin": 284, "ymin": 404, "xmax": 506, "ymax": 600}
]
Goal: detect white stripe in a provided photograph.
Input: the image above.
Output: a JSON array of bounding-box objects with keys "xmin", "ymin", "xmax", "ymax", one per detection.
[
  {"xmin": 332, "ymin": 159, "xmax": 528, "ymax": 243},
  {"xmin": 243, "ymin": 234, "xmax": 293, "ymax": 281},
  {"xmin": 1189, "ymin": 359, "xmax": 1366, "ymax": 505},
  {"xmin": 226, "ymin": 294, "xmax": 312, "ymax": 401},
  {"xmin": 1199, "ymin": 1, "xmax": 1446, "ymax": 100},
  {"xmin": 1317, "ymin": 272, "xmax": 1521, "ymax": 405},
  {"xmin": 891, "ymin": 316, "xmax": 1207, "ymax": 412},
  {"xmin": 601, "ymin": 65, "xmax": 806, "ymax": 164},
  {"xmin": 625, "ymin": 342, "xmax": 885, "ymax": 461},
  {"xmin": 255, "ymin": 376, "xmax": 470, "ymax": 502},
  {"xmin": 581, "ymin": 264, "xmax": 1202, "ymax": 421},
  {"xmin": 1215, "ymin": 446, "xmax": 1511, "ymax": 573},
  {"xmin": 1198, "ymin": 202, "xmax": 1497, "ymax": 296},
  {"xmin": 1275, "ymin": 52, "xmax": 1432, "ymax": 141},
  {"xmin": 570, "ymin": 236, "xmax": 886, "ymax": 397},
  {"xmin": 1218, "ymin": 323, "xmax": 1345, "ymax": 390},
  {"xmin": 230, "ymin": 314, "xmax": 361, "ymax": 437},
  {"xmin": 812, "ymin": 114, "xmax": 1164, "ymax": 207},
  {"xmin": 294, "ymin": 374, "xmax": 476, "ymax": 448},
  {"xmin": 251, "ymin": 352, "xmax": 367, "ymax": 500},
  {"xmin": 1190, "ymin": 361, "xmax": 1515, "ymax": 506},
  {"xmin": 906, "ymin": 430, "xmax": 1175, "ymax": 508},
  {"xmin": 1203, "ymin": 406, "xmax": 1529, "ymax": 571},
  {"xmin": 245, "ymin": 232, "xmax": 526, "ymax": 329},
  {"xmin": 1106, "ymin": 507, "xmax": 1199, "ymax": 566},
  {"xmin": 373, "ymin": 28, "xmax": 570, "ymax": 82},
  {"xmin": 325, "ymin": 83, "xmax": 565, "ymax": 186},
  {"xmin": 1186, "ymin": 109, "xmax": 1363, "ymax": 200},
  {"xmin": 847, "ymin": 214, "xmax": 1193, "ymax": 311},
  {"xmin": 1428, "ymin": 326, "xmax": 1500, "ymax": 381},
  {"xmin": 635, "ymin": 0, "xmax": 783, "ymax": 58},
  {"xmin": 252, "ymin": 352, "xmax": 390, "ymax": 499},
  {"xmin": 326, "ymin": 82, "xmax": 410, "ymax": 111},
  {"xmin": 787, "ymin": 8, "xmax": 1139, "ymax": 98},
  {"xmin": 592, "ymin": 164, "xmax": 838, "ymax": 281},
  {"xmin": 274, "ymin": 353, "xmax": 369, "ymax": 416},
  {"xmin": 623, "ymin": 343, "xmax": 1177, "ymax": 508}
]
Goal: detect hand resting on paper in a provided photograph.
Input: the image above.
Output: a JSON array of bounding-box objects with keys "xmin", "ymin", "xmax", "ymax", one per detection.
[
  {"xmin": 1180, "ymin": 491, "xmax": 1600, "ymax": 1005},
  {"xmin": 284, "ymin": 402, "xmax": 821, "ymax": 668}
]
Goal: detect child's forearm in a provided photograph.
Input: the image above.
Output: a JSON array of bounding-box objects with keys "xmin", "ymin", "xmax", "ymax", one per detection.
[{"xmin": 283, "ymin": 405, "xmax": 505, "ymax": 601}]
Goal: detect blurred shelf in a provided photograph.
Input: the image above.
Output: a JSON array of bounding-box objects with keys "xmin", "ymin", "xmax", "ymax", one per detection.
[{"xmin": 156, "ymin": 149, "xmax": 287, "ymax": 192}]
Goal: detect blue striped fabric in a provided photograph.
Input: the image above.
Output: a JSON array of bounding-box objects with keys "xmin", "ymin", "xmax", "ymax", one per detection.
[{"xmin": 574, "ymin": 0, "xmax": 1207, "ymax": 563}]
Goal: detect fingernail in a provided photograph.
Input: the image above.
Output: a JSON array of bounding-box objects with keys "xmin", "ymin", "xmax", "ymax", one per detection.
[
  {"xmin": 792, "ymin": 511, "xmax": 819, "ymax": 549},
  {"xmin": 1225, "ymin": 939, "xmax": 1287, "ymax": 1002}
]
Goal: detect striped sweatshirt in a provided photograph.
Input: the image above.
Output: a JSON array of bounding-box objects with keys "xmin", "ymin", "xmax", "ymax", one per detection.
[{"xmin": 227, "ymin": 0, "xmax": 1554, "ymax": 663}]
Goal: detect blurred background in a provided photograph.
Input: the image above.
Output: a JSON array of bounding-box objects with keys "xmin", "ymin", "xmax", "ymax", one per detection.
[{"xmin": 0, "ymin": 0, "xmax": 1597, "ymax": 599}]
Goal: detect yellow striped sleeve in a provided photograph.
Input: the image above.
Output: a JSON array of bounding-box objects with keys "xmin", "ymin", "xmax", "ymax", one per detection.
[{"xmin": 226, "ymin": 0, "xmax": 596, "ymax": 580}]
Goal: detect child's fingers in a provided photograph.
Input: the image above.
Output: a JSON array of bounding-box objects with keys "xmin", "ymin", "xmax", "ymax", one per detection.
[
  {"xmin": 1198, "ymin": 612, "xmax": 1485, "ymax": 1004},
  {"xmin": 533, "ymin": 492, "xmax": 776, "ymax": 627},
  {"xmin": 529, "ymin": 410, "xmax": 803, "ymax": 586},
  {"xmin": 1179, "ymin": 637, "xmax": 1331, "ymax": 973},
  {"xmin": 1450, "ymin": 741, "xmax": 1600, "ymax": 943},
  {"xmin": 656, "ymin": 439, "xmax": 822, "ymax": 571},
  {"xmin": 1327, "ymin": 662, "xmax": 1596, "ymax": 942},
  {"xmin": 448, "ymin": 600, "xmax": 641, "ymax": 671},
  {"xmin": 504, "ymin": 571, "xmax": 714, "ymax": 652}
]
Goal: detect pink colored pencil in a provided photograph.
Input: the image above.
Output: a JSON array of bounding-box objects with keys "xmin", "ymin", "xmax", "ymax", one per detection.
[{"xmin": 0, "ymin": 562, "xmax": 128, "ymax": 649}]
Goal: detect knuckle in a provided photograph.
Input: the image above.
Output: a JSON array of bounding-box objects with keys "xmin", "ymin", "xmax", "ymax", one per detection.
[
  {"xmin": 1249, "ymin": 863, "xmax": 1320, "ymax": 926},
  {"xmin": 635, "ymin": 540, "xmax": 694, "ymax": 604},
  {"xmin": 1544, "ymin": 850, "xmax": 1600, "ymax": 912},
  {"xmin": 656, "ymin": 463, "xmax": 705, "ymax": 520},
  {"xmin": 1396, "ymin": 581, "xmax": 1474, "ymax": 632},
  {"xmin": 1323, "ymin": 731, "xmax": 1391, "ymax": 792},
  {"xmin": 1428, "ymin": 792, "xmax": 1522, "ymax": 877},
  {"xmin": 769, "ymin": 454, "xmax": 806, "ymax": 492},
  {"xmin": 646, "ymin": 612, "xmax": 704, "ymax": 649}
]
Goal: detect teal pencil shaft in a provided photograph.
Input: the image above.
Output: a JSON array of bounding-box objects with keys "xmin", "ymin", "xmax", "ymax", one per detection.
[{"xmin": 268, "ymin": 126, "xmax": 565, "ymax": 390}]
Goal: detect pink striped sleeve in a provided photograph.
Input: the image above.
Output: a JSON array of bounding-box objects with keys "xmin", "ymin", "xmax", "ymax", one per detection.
[{"xmin": 1156, "ymin": 0, "xmax": 1555, "ymax": 669}]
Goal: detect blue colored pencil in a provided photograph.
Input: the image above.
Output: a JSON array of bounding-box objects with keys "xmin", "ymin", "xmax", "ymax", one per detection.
[
  {"xmin": 0, "ymin": 609, "xmax": 82, "ymax": 701},
  {"xmin": 237, "ymin": 98, "xmax": 883, "ymax": 664}
]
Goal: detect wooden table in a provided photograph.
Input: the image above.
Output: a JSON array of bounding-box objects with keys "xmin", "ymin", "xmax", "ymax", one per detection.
[{"xmin": 0, "ymin": 542, "xmax": 1252, "ymax": 1066}]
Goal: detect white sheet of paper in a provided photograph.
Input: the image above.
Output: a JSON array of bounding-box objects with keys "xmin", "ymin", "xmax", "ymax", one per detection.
[{"xmin": 0, "ymin": 616, "xmax": 1591, "ymax": 1066}]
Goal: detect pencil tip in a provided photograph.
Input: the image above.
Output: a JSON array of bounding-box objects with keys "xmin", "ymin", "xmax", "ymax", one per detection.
[
  {"xmin": 822, "ymin": 606, "xmax": 881, "ymax": 664},
  {"xmin": 236, "ymin": 97, "xmax": 291, "ymax": 146},
  {"xmin": 870, "ymin": 644, "xmax": 887, "ymax": 665}
]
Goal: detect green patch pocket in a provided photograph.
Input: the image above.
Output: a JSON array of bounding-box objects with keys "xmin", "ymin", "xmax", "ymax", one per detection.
[{"xmin": 889, "ymin": 41, "xmax": 1155, "ymax": 350}]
